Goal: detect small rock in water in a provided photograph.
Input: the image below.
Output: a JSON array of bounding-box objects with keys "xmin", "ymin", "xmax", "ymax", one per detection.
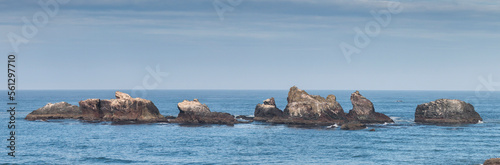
[
  {"xmin": 340, "ymin": 121, "xmax": 367, "ymax": 130},
  {"xmin": 415, "ymin": 99, "xmax": 482, "ymax": 124},
  {"xmin": 346, "ymin": 91, "xmax": 394, "ymax": 124},
  {"xmin": 254, "ymin": 97, "xmax": 283, "ymax": 121},
  {"xmin": 173, "ymin": 99, "xmax": 239, "ymax": 125}
]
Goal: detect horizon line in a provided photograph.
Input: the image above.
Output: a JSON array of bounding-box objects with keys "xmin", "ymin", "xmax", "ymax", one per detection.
[{"xmin": 6, "ymin": 88, "xmax": 492, "ymax": 92}]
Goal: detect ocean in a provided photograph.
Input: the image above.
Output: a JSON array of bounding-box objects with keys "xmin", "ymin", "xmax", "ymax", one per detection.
[{"xmin": 1, "ymin": 90, "xmax": 499, "ymax": 164}]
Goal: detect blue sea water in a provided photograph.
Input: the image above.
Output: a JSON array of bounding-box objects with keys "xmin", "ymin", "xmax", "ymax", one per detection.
[{"xmin": 1, "ymin": 90, "xmax": 499, "ymax": 164}]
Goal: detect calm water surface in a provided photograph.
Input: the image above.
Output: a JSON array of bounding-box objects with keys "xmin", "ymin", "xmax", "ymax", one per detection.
[{"xmin": 1, "ymin": 90, "xmax": 499, "ymax": 164}]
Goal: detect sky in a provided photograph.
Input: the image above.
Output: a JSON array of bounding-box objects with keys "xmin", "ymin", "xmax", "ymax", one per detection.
[{"xmin": 0, "ymin": 0, "xmax": 499, "ymax": 90}]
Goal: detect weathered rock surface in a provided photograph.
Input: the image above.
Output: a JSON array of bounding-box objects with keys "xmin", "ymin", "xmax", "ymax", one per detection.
[
  {"xmin": 347, "ymin": 91, "xmax": 394, "ymax": 124},
  {"xmin": 177, "ymin": 99, "xmax": 211, "ymax": 113},
  {"xmin": 340, "ymin": 121, "xmax": 367, "ymax": 130},
  {"xmin": 276, "ymin": 86, "xmax": 347, "ymax": 125},
  {"xmin": 172, "ymin": 99, "xmax": 238, "ymax": 125},
  {"xmin": 254, "ymin": 97, "xmax": 283, "ymax": 121},
  {"xmin": 25, "ymin": 102, "xmax": 82, "ymax": 121},
  {"xmin": 415, "ymin": 99, "xmax": 482, "ymax": 124},
  {"xmin": 79, "ymin": 91, "xmax": 165, "ymax": 123},
  {"xmin": 484, "ymin": 158, "xmax": 500, "ymax": 165}
]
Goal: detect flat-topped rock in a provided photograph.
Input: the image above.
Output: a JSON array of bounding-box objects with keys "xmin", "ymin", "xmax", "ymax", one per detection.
[
  {"xmin": 79, "ymin": 91, "xmax": 165, "ymax": 123},
  {"xmin": 172, "ymin": 99, "xmax": 238, "ymax": 125},
  {"xmin": 25, "ymin": 102, "xmax": 82, "ymax": 121},
  {"xmin": 279, "ymin": 86, "xmax": 347, "ymax": 125},
  {"xmin": 254, "ymin": 97, "xmax": 283, "ymax": 121},
  {"xmin": 347, "ymin": 91, "xmax": 394, "ymax": 124},
  {"xmin": 415, "ymin": 99, "xmax": 482, "ymax": 124}
]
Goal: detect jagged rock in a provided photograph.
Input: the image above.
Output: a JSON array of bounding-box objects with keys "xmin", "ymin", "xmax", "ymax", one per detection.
[
  {"xmin": 276, "ymin": 86, "xmax": 347, "ymax": 125},
  {"xmin": 115, "ymin": 91, "xmax": 132, "ymax": 99},
  {"xmin": 254, "ymin": 97, "xmax": 283, "ymax": 121},
  {"xmin": 484, "ymin": 158, "xmax": 500, "ymax": 165},
  {"xmin": 25, "ymin": 102, "xmax": 82, "ymax": 121},
  {"xmin": 172, "ymin": 99, "xmax": 238, "ymax": 125},
  {"xmin": 347, "ymin": 91, "xmax": 394, "ymax": 124},
  {"xmin": 340, "ymin": 121, "xmax": 367, "ymax": 130},
  {"xmin": 415, "ymin": 99, "xmax": 483, "ymax": 124},
  {"xmin": 79, "ymin": 91, "xmax": 165, "ymax": 123}
]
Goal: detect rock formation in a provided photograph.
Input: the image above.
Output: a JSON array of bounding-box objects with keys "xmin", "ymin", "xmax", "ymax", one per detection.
[
  {"xmin": 347, "ymin": 91, "xmax": 394, "ymax": 124},
  {"xmin": 172, "ymin": 99, "xmax": 238, "ymax": 125},
  {"xmin": 415, "ymin": 99, "xmax": 482, "ymax": 124},
  {"xmin": 25, "ymin": 102, "xmax": 82, "ymax": 121},
  {"xmin": 270, "ymin": 86, "xmax": 347, "ymax": 125},
  {"xmin": 484, "ymin": 158, "xmax": 500, "ymax": 165},
  {"xmin": 79, "ymin": 91, "xmax": 165, "ymax": 123},
  {"xmin": 254, "ymin": 97, "xmax": 283, "ymax": 121},
  {"xmin": 340, "ymin": 121, "xmax": 367, "ymax": 130}
]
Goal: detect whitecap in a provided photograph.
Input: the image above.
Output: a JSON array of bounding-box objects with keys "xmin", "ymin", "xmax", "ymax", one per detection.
[{"xmin": 478, "ymin": 120, "xmax": 484, "ymax": 124}]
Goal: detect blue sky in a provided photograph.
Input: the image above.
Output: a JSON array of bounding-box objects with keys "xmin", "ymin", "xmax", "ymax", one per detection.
[{"xmin": 1, "ymin": 0, "xmax": 499, "ymax": 90}]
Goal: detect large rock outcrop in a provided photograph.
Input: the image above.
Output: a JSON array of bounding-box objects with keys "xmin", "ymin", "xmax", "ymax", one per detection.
[
  {"xmin": 79, "ymin": 91, "xmax": 165, "ymax": 123},
  {"xmin": 271, "ymin": 86, "xmax": 347, "ymax": 125},
  {"xmin": 415, "ymin": 99, "xmax": 482, "ymax": 124},
  {"xmin": 254, "ymin": 98, "xmax": 283, "ymax": 121},
  {"xmin": 347, "ymin": 91, "xmax": 394, "ymax": 124},
  {"xmin": 484, "ymin": 158, "xmax": 500, "ymax": 165},
  {"xmin": 172, "ymin": 99, "xmax": 238, "ymax": 125},
  {"xmin": 25, "ymin": 102, "xmax": 82, "ymax": 121}
]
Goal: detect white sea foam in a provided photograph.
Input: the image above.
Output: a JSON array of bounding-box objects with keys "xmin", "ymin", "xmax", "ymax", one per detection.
[
  {"xmin": 390, "ymin": 117, "xmax": 400, "ymax": 120},
  {"xmin": 327, "ymin": 124, "xmax": 339, "ymax": 129},
  {"xmin": 478, "ymin": 120, "xmax": 484, "ymax": 124},
  {"xmin": 390, "ymin": 116, "xmax": 415, "ymax": 124}
]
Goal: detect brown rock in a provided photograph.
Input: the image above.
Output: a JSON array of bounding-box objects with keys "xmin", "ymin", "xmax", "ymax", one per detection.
[
  {"xmin": 79, "ymin": 99, "xmax": 101, "ymax": 121},
  {"xmin": 281, "ymin": 86, "xmax": 347, "ymax": 125},
  {"xmin": 79, "ymin": 91, "xmax": 165, "ymax": 123},
  {"xmin": 115, "ymin": 91, "xmax": 132, "ymax": 99},
  {"xmin": 177, "ymin": 99, "xmax": 211, "ymax": 113},
  {"xmin": 175, "ymin": 111, "xmax": 237, "ymax": 125},
  {"xmin": 347, "ymin": 91, "xmax": 394, "ymax": 124},
  {"xmin": 172, "ymin": 99, "xmax": 238, "ymax": 125},
  {"xmin": 254, "ymin": 97, "xmax": 283, "ymax": 121},
  {"xmin": 25, "ymin": 102, "xmax": 82, "ymax": 121},
  {"xmin": 485, "ymin": 158, "xmax": 500, "ymax": 165},
  {"xmin": 415, "ymin": 99, "xmax": 482, "ymax": 124}
]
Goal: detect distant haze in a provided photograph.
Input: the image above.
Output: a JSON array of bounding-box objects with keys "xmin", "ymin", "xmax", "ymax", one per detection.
[{"xmin": 1, "ymin": 0, "xmax": 499, "ymax": 90}]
